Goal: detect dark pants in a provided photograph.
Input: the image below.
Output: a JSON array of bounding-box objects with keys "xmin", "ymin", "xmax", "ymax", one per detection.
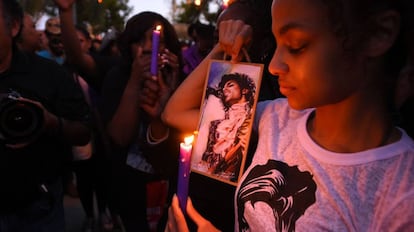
[
  {"xmin": 109, "ymin": 161, "xmax": 149, "ymax": 232},
  {"xmin": 0, "ymin": 179, "xmax": 65, "ymax": 232}
]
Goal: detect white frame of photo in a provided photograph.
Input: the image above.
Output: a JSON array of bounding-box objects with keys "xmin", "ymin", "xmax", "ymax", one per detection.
[{"xmin": 190, "ymin": 59, "xmax": 263, "ymax": 185}]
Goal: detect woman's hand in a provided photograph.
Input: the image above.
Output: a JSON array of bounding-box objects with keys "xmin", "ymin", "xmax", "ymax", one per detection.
[
  {"xmin": 140, "ymin": 48, "xmax": 179, "ymax": 119},
  {"xmin": 218, "ymin": 19, "xmax": 253, "ymax": 62},
  {"xmin": 130, "ymin": 45, "xmax": 158, "ymax": 112},
  {"xmin": 131, "ymin": 46, "xmax": 152, "ymax": 88},
  {"xmin": 165, "ymin": 195, "xmax": 220, "ymax": 232},
  {"xmin": 160, "ymin": 48, "xmax": 180, "ymax": 89}
]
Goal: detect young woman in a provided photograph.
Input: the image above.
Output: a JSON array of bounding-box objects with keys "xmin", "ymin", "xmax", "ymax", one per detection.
[
  {"xmin": 164, "ymin": 0, "xmax": 414, "ymax": 231},
  {"xmin": 100, "ymin": 12, "xmax": 184, "ymax": 231},
  {"xmin": 164, "ymin": 1, "xmax": 281, "ymax": 231}
]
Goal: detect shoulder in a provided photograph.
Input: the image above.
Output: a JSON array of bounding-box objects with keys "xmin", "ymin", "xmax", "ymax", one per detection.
[
  {"xmin": 36, "ymin": 49, "xmax": 50, "ymax": 57},
  {"xmin": 12, "ymin": 51, "xmax": 69, "ymax": 81},
  {"xmin": 253, "ymin": 98, "xmax": 311, "ymax": 132},
  {"xmin": 256, "ymin": 98, "xmax": 288, "ymax": 114},
  {"xmin": 28, "ymin": 53, "xmax": 66, "ymax": 71},
  {"xmin": 256, "ymin": 98, "xmax": 306, "ymax": 121}
]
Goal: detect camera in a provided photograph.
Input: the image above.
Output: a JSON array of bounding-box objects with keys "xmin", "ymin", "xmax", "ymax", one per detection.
[{"xmin": 0, "ymin": 90, "xmax": 44, "ymax": 144}]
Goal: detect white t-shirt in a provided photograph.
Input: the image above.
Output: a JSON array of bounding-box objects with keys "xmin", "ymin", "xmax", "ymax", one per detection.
[{"xmin": 234, "ymin": 98, "xmax": 414, "ymax": 232}]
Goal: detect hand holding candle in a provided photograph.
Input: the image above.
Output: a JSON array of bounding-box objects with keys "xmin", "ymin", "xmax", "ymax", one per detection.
[
  {"xmin": 177, "ymin": 135, "xmax": 194, "ymax": 214},
  {"xmin": 151, "ymin": 25, "xmax": 162, "ymax": 80}
]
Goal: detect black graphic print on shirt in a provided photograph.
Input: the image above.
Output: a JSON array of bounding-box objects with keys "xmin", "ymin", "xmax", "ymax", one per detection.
[{"xmin": 236, "ymin": 160, "xmax": 316, "ymax": 232}]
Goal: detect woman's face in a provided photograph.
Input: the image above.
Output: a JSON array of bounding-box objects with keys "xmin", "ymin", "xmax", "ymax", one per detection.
[
  {"xmin": 130, "ymin": 23, "xmax": 166, "ymax": 60},
  {"xmin": 0, "ymin": 2, "xmax": 15, "ymax": 71},
  {"xmin": 223, "ymin": 80, "xmax": 245, "ymax": 105},
  {"xmin": 48, "ymin": 34, "xmax": 64, "ymax": 56},
  {"xmin": 20, "ymin": 14, "xmax": 40, "ymax": 52},
  {"xmin": 269, "ymin": 0, "xmax": 364, "ymax": 110},
  {"xmin": 76, "ymin": 30, "xmax": 91, "ymax": 53}
]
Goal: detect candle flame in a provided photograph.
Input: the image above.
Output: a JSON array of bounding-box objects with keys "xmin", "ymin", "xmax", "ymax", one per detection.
[
  {"xmin": 223, "ymin": 0, "xmax": 230, "ymax": 7},
  {"xmin": 184, "ymin": 135, "xmax": 194, "ymax": 145},
  {"xmin": 155, "ymin": 25, "xmax": 162, "ymax": 31}
]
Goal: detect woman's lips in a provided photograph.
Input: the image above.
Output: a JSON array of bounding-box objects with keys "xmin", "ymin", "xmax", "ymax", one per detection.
[{"xmin": 279, "ymin": 84, "xmax": 296, "ymax": 96}]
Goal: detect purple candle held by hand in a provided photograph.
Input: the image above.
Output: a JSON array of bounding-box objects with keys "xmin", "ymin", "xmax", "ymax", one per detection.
[
  {"xmin": 151, "ymin": 25, "xmax": 161, "ymax": 79},
  {"xmin": 177, "ymin": 135, "xmax": 194, "ymax": 214}
]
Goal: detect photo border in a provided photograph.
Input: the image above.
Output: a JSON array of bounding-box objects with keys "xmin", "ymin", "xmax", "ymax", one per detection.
[{"xmin": 191, "ymin": 59, "xmax": 263, "ymax": 185}]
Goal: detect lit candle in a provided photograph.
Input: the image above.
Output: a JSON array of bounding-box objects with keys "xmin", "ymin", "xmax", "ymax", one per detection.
[
  {"xmin": 177, "ymin": 135, "xmax": 194, "ymax": 214},
  {"xmin": 151, "ymin": 25, "xmax": 162, "ymax": 79}
]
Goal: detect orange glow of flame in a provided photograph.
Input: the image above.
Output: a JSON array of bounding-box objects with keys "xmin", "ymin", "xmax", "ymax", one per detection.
[
  {"xmin": 223, "ymin": 0, "xmax": 230, "ymax": 7},
  {"xmin": 155, "ymin": 25, "xmax": 162, "ymax": 32},
  {"xmin": 184, "ymin": 135, "xmax": 194, "ymax": 145}
]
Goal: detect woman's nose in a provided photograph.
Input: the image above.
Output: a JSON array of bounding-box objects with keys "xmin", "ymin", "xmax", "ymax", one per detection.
[{"xmin": 268, "ymin": 48, "xmax": 288, "ymax": 76}]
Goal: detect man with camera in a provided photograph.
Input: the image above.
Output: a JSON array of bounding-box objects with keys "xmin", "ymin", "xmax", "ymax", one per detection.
[{"xmin": 0, "ymin": 0, "xmax": 91, "ymax": 231}]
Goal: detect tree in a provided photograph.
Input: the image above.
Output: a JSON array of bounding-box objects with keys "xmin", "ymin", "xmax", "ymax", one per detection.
[
  {"xmin": 76, "ymin": 0, "xmax": 132, "ymax": 33},
  {"xmin": 18, "ymin": 0, "xmax": 48, "ymax": 22},
  {"xmin": 19, "ymin": 0, "xmax": 132, "ymax": 34},
  {"xmin": 173, "ymin": 0, "xmax": 225, "ymax": 25}
]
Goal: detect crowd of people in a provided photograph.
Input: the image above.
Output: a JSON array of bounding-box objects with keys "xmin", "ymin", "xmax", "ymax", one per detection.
[{"xmin": 0, "ymin": 0, "xmax": 413, "ymax": 232}]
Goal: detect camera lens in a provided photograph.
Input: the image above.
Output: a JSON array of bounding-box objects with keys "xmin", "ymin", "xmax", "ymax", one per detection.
[{"xmin": 0, "ymin": 100, "xmax": 43, "ymax": 143}]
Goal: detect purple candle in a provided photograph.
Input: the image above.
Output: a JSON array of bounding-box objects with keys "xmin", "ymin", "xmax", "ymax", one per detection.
[
  {"xmin": 177, "ymin": 135, "xmax": 194, "ymax": 214},
  {"xmin": 151, "ymin": 25, "xmax": 161, "ymax": 78}
]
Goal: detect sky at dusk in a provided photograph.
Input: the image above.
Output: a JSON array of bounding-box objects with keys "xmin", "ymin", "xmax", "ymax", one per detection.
[
  {"xmin": 36, "ymin": 0, "xmax": 175, "ymax": 30},
  {"xmin": 128, "ymin": 0, "xmax": 173, "ymax": 20}
]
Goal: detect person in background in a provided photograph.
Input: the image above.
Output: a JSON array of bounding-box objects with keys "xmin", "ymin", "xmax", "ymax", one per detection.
[
  {"xmin": 91, "ymin": 37, "xmax": 102, "ymax": 53},
  {"xmin": 54, "ymin": 0, "xmax": 120, "ymax": 92},
  {"xmin": 37, "ymin": 17, "xmax": 65, "ymax": 65},
  {"xmin": 395, "ymin": 55, "xmax": 414, "ymax": 139},
  {"xmin": 53, "ymin": 0, "xmax": 123, "ymax": 230},
  {"xmin": 70, "ymin": 24, "xmax": 115, "ymax": 232},
  {"xmin": 165, "ymin": 0, "xmax": 414, "ymax": 231},
  {"xmin": 99, "ymin": 27, "xmax": 120, "ymax": 58},
  {"xmin": 163, "ymin": 0, "xmax": 280, "ymax": 231},
  {"xmin": 37, "ymin": 29, "xmax": 48, "ymax": 51},
  {"xmin": 100, "ymin": 11, "xmax": 184, "ymax": 232},
  {"xmin": 16, "ymin": 12, "xmax": 41, "ymax": 53},
  {"xmin": 182, "ymin": 22, "xmax": 215, "ymax": 76},
  {"xmin": 0, "ymin": 0, "xmax": 91, "ymax": 231},
  {"xmin": 37, "ymin": 13, "xmax": 78, "ymax": 202}
]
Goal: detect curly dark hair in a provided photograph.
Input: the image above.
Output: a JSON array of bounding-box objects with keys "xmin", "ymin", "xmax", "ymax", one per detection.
[
  {"xmin": 116, "ymin": 11, "xmax": 182, "ymax": 68},
  {"xmin": 318, "ymin": 0, "xmax": 414, "ymax": 123},
  {"xmin": 218, "ymin": 72, "xmax": 256, "ymax": 110},
  {"xmin": 319, "ymin": 0, "xmax": 413, "ymax": 78}
]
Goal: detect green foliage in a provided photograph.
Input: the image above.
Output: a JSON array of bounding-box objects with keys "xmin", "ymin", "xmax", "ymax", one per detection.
[
  {"xmin": 17, "ymin": 0, "xmax": 47, "ymax": 22},
  {"xmin": 83, "ymin": 0, "xmax": 132, "ymax": 33},
  {"xmin": 173, "ymin": 0, "xmax": 223, "ymax": 25},
  {"xmin": 174, "ymin": 2, "xmax": 199, "ymax": 23}
]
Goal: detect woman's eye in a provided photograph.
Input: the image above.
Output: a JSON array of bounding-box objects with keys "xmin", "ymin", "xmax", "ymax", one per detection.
[{"xmin": 288, "ymin": 44, "xmax": 307, "ymax": 54}]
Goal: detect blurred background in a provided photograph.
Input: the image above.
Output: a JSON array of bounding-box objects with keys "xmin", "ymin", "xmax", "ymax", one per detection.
[{"xmin": 18, "ymin": 0, "xmax": 231, "ymax": 44}]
